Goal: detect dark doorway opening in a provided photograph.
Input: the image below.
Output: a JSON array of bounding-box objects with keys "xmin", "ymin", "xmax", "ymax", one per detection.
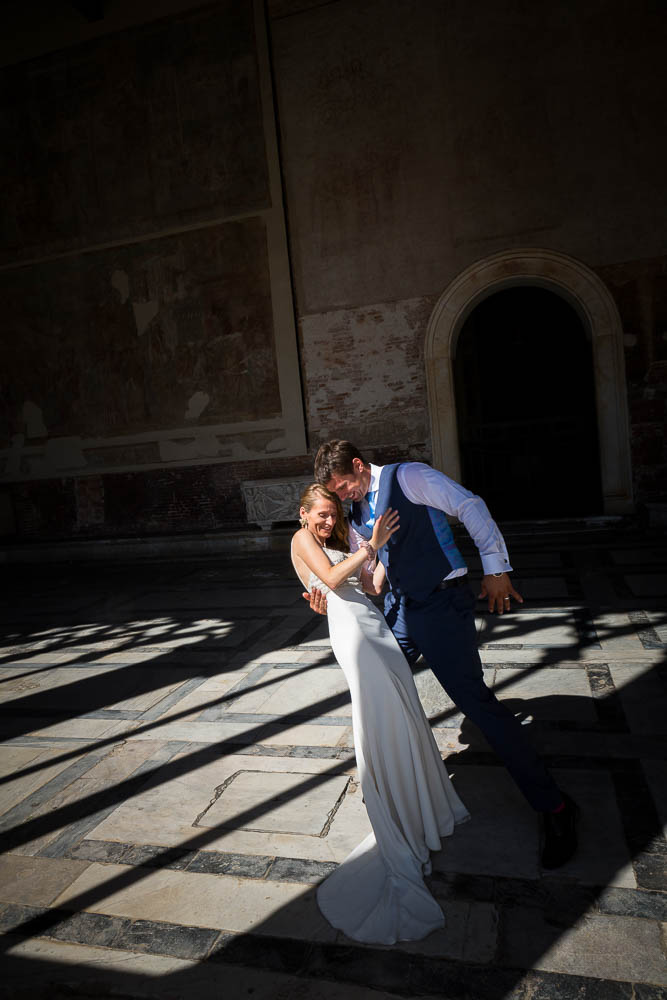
[{"xmin": 453, "ymin": 287, "xmax": 603, "ymax": 519}]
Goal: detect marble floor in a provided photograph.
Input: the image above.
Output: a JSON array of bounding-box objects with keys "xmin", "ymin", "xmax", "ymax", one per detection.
[{"xmin": 0, "ymin": 525, "xmax": 666, "ymax": 999}]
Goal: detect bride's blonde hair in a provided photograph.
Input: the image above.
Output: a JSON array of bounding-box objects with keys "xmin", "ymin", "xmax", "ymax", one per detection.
[{"xmin": 299, "ymin": 483, "xmax": 349, "ymax": 553}]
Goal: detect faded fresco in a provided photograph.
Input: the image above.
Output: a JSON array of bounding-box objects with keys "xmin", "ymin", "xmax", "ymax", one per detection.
[
  {"xmin": 0, "ymin": 218, "xmax": 280, "ymax": 451},
  {"xmin": 0, "ymin": 1, "xmax": 269, "ymax": 264}
]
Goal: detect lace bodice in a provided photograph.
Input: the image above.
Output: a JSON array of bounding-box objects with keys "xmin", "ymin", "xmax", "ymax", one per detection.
[{"xmin": 308, "ymin": 546, "xmax": 351, "ymax": 595}]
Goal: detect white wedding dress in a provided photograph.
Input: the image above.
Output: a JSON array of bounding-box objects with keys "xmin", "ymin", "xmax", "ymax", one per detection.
[{"xmin": 301, "ymin": 546, "xmax": 469, "ymax": 945}]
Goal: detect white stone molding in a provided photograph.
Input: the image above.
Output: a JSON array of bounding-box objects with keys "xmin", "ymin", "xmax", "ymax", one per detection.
[{"xmin": 424, "ymin": 248, "xmax": 634, "ymax": 514}]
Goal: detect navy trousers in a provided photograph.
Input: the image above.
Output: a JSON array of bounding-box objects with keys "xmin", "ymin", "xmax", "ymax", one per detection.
[{"xmin": 385, "ymin": 582, "xmax": 562, "ymax": 812}]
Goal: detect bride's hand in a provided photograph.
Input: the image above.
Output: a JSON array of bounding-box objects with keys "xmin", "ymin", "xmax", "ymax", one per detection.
[{"xmin": 371, "ymin": 508, "xmax": 400, "ymax": 549}]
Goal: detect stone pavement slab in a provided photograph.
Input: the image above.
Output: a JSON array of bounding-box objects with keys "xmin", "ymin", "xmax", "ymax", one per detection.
[
  {"xmin": 512, "ymin": 577, "xmax": 570, "ymax": 599},
  {"xmin": 610, "ymin": 663, "xmax": 667, "ymax": 734},
  {"xmin": 51, "ymin": 862, "xmax": 337, "ymax": 940},
  {"xmin": 0, "ymin": 747, "xmax": 88, "ymax": 815},
  {"xmin": 197, "ymin": 769, "xmax": 350, "ymax": 836},
  {"xmin": 227, "ymin": 665, "xmax": 350, "ymax": 718},
  {"xmin": 625, "ymin": 574, "xmax": 667, "ymax": 597},
  {"xmin": 479, "ymin": 611, "xmax": 581, "ymax": 647},
  {"xmin": 645, "ymin": 610, "xmax": 667, "ymax": 643},
  {"xmin": 431, "ymin": 766, "xmax": 636, "ymax": 888},
  {"xmin": 121, "ymin": 717, "xmax": 349, "ymax": 746},
  {"xmin": 499, "ymin": 906, "xmax": 667, "ymax": 985},
  {"xmin": 0, "ymin": 855, "xmax": 91, "ymax": 907},
  {"xmin": 493, "ymin": 666, "xmax": 598, "ymax": 722},
  {"xmin": 611, "ymin": 547, "xmax": 667, "ymax": 565},
  {"xmin": 1, "ymin": 937, "xmax": 438, "ymax": 1000},
  {"xmin": 642, "ymin": 761, "xmax": 667, "ymax": 835},
  {"xmin": 85, "ymin": 752, "xmax": 369, "ymax": 863}
]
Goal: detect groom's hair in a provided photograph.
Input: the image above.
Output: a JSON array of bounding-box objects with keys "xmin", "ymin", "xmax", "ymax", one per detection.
[{"xmin": 314, "ymin": 440, "xmax": 367, "ymax": 484}]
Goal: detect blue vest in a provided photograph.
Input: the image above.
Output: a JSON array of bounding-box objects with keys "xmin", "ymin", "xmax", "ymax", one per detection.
[{"xmin": 350, "ymin": 463, "xmax": 467, "ymax": 602}]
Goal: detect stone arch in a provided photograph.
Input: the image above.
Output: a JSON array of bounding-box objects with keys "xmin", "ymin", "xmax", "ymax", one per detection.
[{"xmin": 424, "ymin": 248, "xmax": 633, "ymax": 514}]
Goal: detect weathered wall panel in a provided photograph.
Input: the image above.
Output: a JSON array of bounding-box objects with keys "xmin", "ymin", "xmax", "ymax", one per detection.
[{"xmin": 1, "ymin": 218, "xmax": 279, "ymax": 450}]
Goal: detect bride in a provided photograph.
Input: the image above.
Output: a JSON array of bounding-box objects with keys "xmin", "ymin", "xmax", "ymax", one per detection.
[{"xmin": 291, "ymin": 483, "xmax": 469, "ymax": 945}]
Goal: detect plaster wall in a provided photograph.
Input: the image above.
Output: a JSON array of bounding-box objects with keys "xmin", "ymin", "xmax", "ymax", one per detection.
[{"xmin": 272, "ymin": 0, "xmax": 666, "ymax": 313}]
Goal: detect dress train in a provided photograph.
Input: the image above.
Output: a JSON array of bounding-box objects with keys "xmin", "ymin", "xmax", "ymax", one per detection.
[{"xmin": 307, "ymin": 548, "xmax": 469, "ymax": 944}]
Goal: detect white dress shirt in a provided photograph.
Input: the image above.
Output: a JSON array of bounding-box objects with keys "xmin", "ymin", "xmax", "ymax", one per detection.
[{"xmin": 349, "ymin": 462, "xmax": 512, "ymax": 579}]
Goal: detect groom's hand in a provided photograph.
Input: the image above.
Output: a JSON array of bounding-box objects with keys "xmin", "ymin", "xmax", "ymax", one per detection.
[
  {"xmin": 479, "ymin": 573, "xmax": 523, "ymax": 615},
  {"xmin": 302, "ymin": 587, "xmax": 328, "ymax": 616}
]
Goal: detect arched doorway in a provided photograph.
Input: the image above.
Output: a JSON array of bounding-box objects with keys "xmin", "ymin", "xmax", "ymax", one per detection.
[
  {"xmin": 453, "ymin": 287, "xmax": 602, "ymax": 518},
  {"xmin": 424, "ymin": 248, "xmax": 633, "ymax": 516}
]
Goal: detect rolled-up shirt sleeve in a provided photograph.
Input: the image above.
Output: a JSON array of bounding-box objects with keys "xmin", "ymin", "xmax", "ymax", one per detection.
[{"xmin": 398, "ymin": 463, "xmax": 512, "ymax": 575}]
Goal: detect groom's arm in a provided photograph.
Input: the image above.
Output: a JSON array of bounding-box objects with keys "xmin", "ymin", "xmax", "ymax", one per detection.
[
  {"xmin": 399, "ymin": 463, "xmax": 511, "ymax": 572},
  {"xmin": 399, "ymin": 463, "xmax": 523, "ymax": 613}
]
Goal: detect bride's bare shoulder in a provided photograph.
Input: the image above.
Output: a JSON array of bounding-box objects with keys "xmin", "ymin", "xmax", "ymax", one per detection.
[
  {"xmin": 292, "ymin": 528, "xmax": 319, "ymax": 555},
  {"xmin": 291, "ymin": 528, "xmax": 305, "ymax": 553},
  {"xmin": 291, "ymin": 531, "xmax": 317, "ymax": 579}
]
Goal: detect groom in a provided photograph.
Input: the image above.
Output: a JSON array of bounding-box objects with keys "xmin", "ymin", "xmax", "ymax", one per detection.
[{"xmin": 311, "ymin": 439, "xmax": 578, "ymax": 869}]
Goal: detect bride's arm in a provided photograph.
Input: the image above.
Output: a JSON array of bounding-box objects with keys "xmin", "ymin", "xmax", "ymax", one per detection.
[
  {"xmin": 292, "ymin": 531, "xmax": 372, "ymax": 591},
  {"xmin": 293, "ymin": 511, "xmax": 399, "ymax": 592}
]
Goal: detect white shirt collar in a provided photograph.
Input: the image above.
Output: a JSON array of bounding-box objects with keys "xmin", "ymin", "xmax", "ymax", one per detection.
[{"xmin": 368, "ymin": 463, "xmax": 383, "ymax": 492}]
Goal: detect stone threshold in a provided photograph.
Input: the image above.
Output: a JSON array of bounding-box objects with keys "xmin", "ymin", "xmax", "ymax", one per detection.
[
  {"xmin": 0, "ymin": 528, "xmax": 296, "ymax": 565},
  {"xmin": 0, "ymin": 903, "xmax": 662, "ymax": 999}
]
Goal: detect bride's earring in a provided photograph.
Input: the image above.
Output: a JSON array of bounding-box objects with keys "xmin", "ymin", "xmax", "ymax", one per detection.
[{"xmin": 300, "ymin": 515, "xmax": 308, "ymax": 529}]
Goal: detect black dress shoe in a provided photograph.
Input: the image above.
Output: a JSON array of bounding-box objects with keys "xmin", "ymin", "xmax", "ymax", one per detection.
[{"xmin": 541, "ymin": 793, "xmax": 579, "ymax": 869}]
